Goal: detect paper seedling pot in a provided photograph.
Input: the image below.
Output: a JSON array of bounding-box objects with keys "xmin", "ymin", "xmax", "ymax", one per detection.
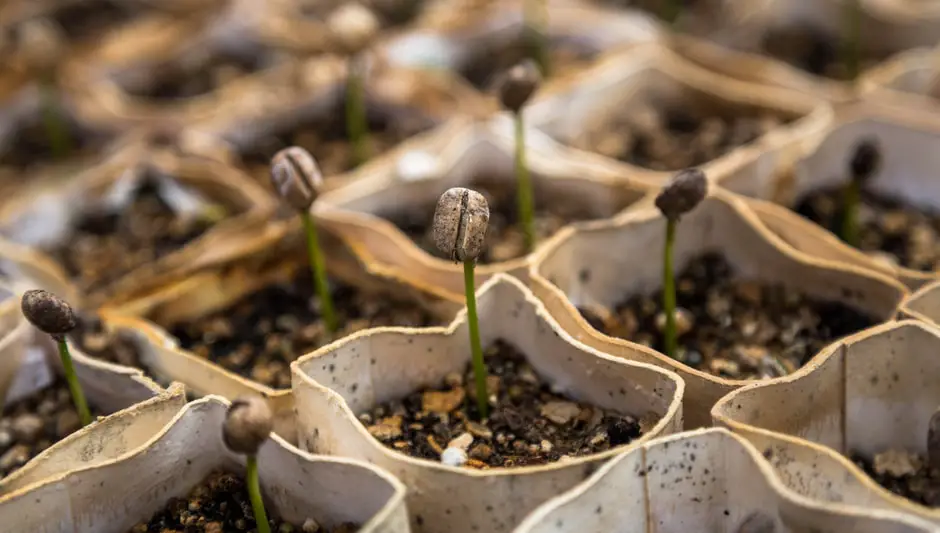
[
  {"xmin": 0, "ymin": 396, "xmax": 412, "ymax": 533},
  {"xmin": 759, "ymin": 102, "xmax": 940, "ymax": 290},
  {"xmin": 102, "ymin": 215, "xmax": 464, "ymax": 443},
  {"xmin": 862, "ymin": 46, "xmax": 940, "ymax": 115},
  {"xmin": 378, "ymin": 0, "xmax": 663, "ymax": 91},
  {"xmin": 292, "ymin": 274, "xmax": 684, "ymax": 533},
  {"xmin": 528, "ymin": 188, "xmax": 907, "ymax": 429},
  {"xmin": 513, "ymin": 427, "xmax": 937, "ymax": 533},
  {"xmin": 899, "ymin": 279, "xmax": 940, "ymax": 325},
  {"xmin": 0, "ymin": 146, "xmax": 276, "ymax": 308},
  {"xmin": 316, "ymin": 117, "xmax": 652, "ymax": 301},
  {"xmin": 524, "ymin": 44, "xmax": 832, "ymax": 193},
  {"xmin": 712, "ymin": 320, "xmax": 940, "ymax": 525}
]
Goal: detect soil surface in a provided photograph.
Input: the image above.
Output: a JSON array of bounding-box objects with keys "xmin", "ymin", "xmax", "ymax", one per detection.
[
  {"xmin": 462, "ymin": 37, "xmax": 596, "ymax": 91},
  {"xmin": 170, "ymin": 267, "xmax": 439, "ymax": 389},
  {"xmin": 852, "ymin": 449, "xmax": 940, "ymax": 507},
  {"xmin": 50, "ymin": 0, "xmax": 148, "ymax": 44},
  {"xmin": 0, "ymin": 379, "xmax": 99, "ymax": 479},
  {"xmin": 128, "ymin": 469, "xmax": 359, "ymax": 533},
  {"xmin": 362, "ymin": 339, "xmax": 645, "ymax": 468},
  {"xmin": 576, "ymin": 252, "xmax": 877, "ymax": 379},
  {"xmin": 568, "ymin": 103, "xmax": 788, "ymax": 171},
  {"xmin": 386, "ymin": 180, "xmax": 606, "ymax": 263},
  {"xmin": 237, "ymin": 96, "xmax": 437, "ymax": 184},
  {"xmin": 72, "ymin": 313, "xmax": 145, "ymax": 369},
  {"xmin": 300, "ymin": 0, "xmax": 425, "ymax": 31},
  {"xmin": 44, "ymin": 171, "xmax": 223, "ymax": 294},
  {"xmin": 795, "ymin": 186, "xmax": 940, "ymax": 272},
  {"xmin": 0, "ymin": 116, "xmax": 111, "ymax": 172},
  {"xmin": 761, "ymin": 27, "xmax": 892, "ymax": 81}
]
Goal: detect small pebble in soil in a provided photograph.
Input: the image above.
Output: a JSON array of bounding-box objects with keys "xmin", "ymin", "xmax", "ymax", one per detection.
[
  {"xmin": 576, "ymin": 252, "xmax": 877, "ymax": 380},
  {"xmin": 361, "ymin": 339, "xmax": 645, "ymax": 468},
  {"xmin": 45, "ymin": 170, "xmax": 223, "ymax": 294},
  {"xmin": 761, "ymin": 26, "xmax": 892, "ymax": 81},
  {"xmin": 169, "ymin": 267, "xmax": 439, "ymax": 389},
  {"xmin": 568, "ymin": 103, "xmax": 789, "ymax": 171},
  {"xmin": 852, "ymin": 449, "xmax": 940, "ymax": 507},
  {"xmin": 795, "ymin": 186, "xmax": 940, "ymax": 272},
  {"xmin": 127, "ymin": 469, "xmax": 359, "ymax": 533},
  {"xmin": 385, "ymin": 180, "xmax": 605, "ymax": 263},
  {"xmin": 0, "ymin": 379, "xmax": 99, "ymax": 479}
]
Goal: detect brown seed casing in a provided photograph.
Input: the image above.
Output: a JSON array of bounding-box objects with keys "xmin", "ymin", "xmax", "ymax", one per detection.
[
  {"xmin": 655, "ymin": 168, "xmax": 708, "ymax": 221},
  {"xmin": 21, "ymin": 289, "xmax": 76, "ymax": 341},
  {"xmin": 223, "ymin": 395, "xmax": 274, "ymax": 455},
  {"xmin": 270, "ymin": 146, "xmax": 324, "ymax": 211},
  {"xmin": 328, "ymin": 3, "xmax": 379, "ymax": 55},
  {"xmin": 497, "ymin": 60, "xmax": 542, "ymax": 114},
  {"xmin": 18, "ymin": 19, "xmax": 63, "ymax": 75},
  {"xmin": 432, "ymin": 187, "xmax": 490, "ymax": 262},
  {"xmin": 849, "ymin": 138, "xmax": 881, "ymax": 183}
]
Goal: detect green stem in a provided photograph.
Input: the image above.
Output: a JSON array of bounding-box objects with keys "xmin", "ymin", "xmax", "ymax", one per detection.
[
  {"xmin": 842, "ymin": 0, "xmax": 861, "ymax": 83},
  {"xmin": 41, "ymin": 77, "xmax": 70, "ymax": 160},
  {"xmin": 246, "ymin": 454, "xmax": 271, "ymax": 533},
  {"xmin": 514, "ymin": 112, "xmax": 536, "ymax": 253},
  {"xmin": 662, "ymin": 218, "xmax": 677, "ymax": 359},
  {"xmin": 302, "ymin": 211, "xmax": 338, "ymax": 333},
  {"xmin": 661, "ymin": 0, "xmax": 679, "ymax": 26},
  {"xmin": 525, "ymin": 0, "xmax": 551, "ymax": 77},
  {"xmin": 346, "ymin": 56, "xmax": 369, "ymax": 168},
  {"xmin": 841, "ymin": 180, "xmax": 860, "ymax": 247},
  {"xmin": 463, "ymin": 260, "xmax": 488, "ymax": 420},
  {"xmin": 58, "ymin": 339, "xmax": 91, "ymax": 427}
]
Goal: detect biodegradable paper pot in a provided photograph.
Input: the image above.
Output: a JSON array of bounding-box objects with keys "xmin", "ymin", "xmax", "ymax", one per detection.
[
  {"xmin": 513, "ymin": 427, "xmax": 937, "ymax": 533},
  {"xmin": 671, "ymin": 0, "xmax": 940, "ymax": 103},
  {"xmin": 527, "ymin": 189, "xmax": 908, "ymax": 429},
  {"xmin": 757, "ymin": 103, "xmax": 940, "ymax": 290},
  {"xmin": 316, "ymin": 117, "xmax": 653, "ymax": 301},
  {"xmin": 899, "ymin": 279, "xmax": 940, "ymax": 325},
  {"xmin": 712, "ymin": 319, "xmax": 940, "ymax": 525},
  {"xmin": 525, "ymin": 44, "xmax": 833, "ymax": 194},
  {"xmin": 378, "ymin": 0, "xmax": 663, "ymax": 92},
  {"xmin": 0, "ymin": 395, "xmax": 412, "ymax": 533},
  {"xmin": 292, "ymin": 274, "xmax": 685, "ymax": 533},
  {"xmin": 0, "ymin": 146, "xmax": 276, "ymax": 308},
  {"xmin": 101, "ymin": 215, "xmax": 464, "ymax": 443},
  {"xmin": 862, "ymin": 46, "xmax": 940, "ymax": 115}
]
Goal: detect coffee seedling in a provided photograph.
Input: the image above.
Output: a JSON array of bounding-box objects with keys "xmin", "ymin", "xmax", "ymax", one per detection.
[
  {"xmin": 21, "ymin": 289, "xmax": 91, "ymax": 426},
  {"xmin": 433, "ymin": 187, "xmax": 491, "ymax": 418},
  {"xmin": 842, "ymin": 0, "xmax": 861, "ymax": 83},
  {"xmin": 270, "ymin": 147, "xmax": 338, "ymax": 333},
  {"xmin": 840, "ymin": 138, "xmax": 880, "ymax": 247},
  {"xmin": 497, "ymin": 61, "xmax": 542, "ymax": 253},
  {"xmin": 654, "ymin": 168, "xmax": 707, "ymax": 358},
  {"xmin": 329, "ymin": 3, "xmax": 380, "ymax": 168},
  {"xmin": 223, "ymin": 395, "xmax": 275, "ymax": 533},
  {"xmin": 661, "ymin": 0, "xmax": 680, "ymax": 26},
  {"xmin": 20, "ymin": 19, "xmax": 70, "ymax": 160}
]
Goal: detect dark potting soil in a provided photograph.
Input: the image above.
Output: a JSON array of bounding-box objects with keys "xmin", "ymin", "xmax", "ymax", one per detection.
[
  {"xmin": 0, "ymin": 116, "xmax": 112, "ymax": 172},
  {"xmin": 761, "ymin": 27, "xmax": 893, "ymax": 81},
  {"xmin": 128, "ymin": 469, "xmax": 360, "ymax": 533},
  {"xmin": 576, "ymin": 252, "xmax": 877, "ymax": 379},
  {"xmin": 169, "ymin": 266, "xmax": 439, "ymax": 389},
  {"xmin": 0, "ymin": 379, "xmax": 100, "ymax": 479},
  {"xmin": 362, "ymin": 339, "xmax": 644, "ymax": 468},
  {"xmin": 71, "ymin": 313, "xmax": 145, "ymax": 369},
  {"xmin": 300, "ymin": 0, "xmax": 425, "ymax": 31},
  {"xmin": 795, "ymin": 186, "xmax": 940, "ymax": 272},
  {"xmin": 237, "ymin": 97, "xmax": 437, "ymax": 183},
  {"xmin": 44, "ymin": 172, "xmax": 221, "ymax": 294},
  {"xmin": 49, "ymin": 0, "xmax": 149, "ymax": 44},
  {"xmin": 462, "ymin": 37, "xmax": 596, "ymax": 91},
  {"xmin": 567, "ymin": 103, "xmax": 789, "ymax": 172},
  {"xmin": 385, "ymin": 180, "xmax": 602, "ymax": 264},
  {"xmin": 852, "ymin": 450, "xmax": 940, "ymax": 507}
]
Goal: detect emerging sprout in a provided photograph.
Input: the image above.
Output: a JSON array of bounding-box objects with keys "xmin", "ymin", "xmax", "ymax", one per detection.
[
  {"xmin": 223, "ymin": 396, "xmax": 274, "ymax": 533},
  {"xmin": 654, "ymin": 168, "xmax": 708, "ymax": 359},
  {"xmin": 21, "ymin": 290, "xmax": 91, "ymax": 426},
  {"xmin": 840, "ymin": 138, "xmax": 880, "ymax": 247},
  {"xmin": 736, "ymin": 511, "xmax": 776, "ymax": 533},
  {"xmin": 842, "ymin": 0, "xmax": 861, "ymax": 83},
  {"xmin": 660, "ymin": 0, "xmax": 680, "ymax": 26},
  {"xmin": 19, "ymin": 19, "xmax": 70, "ymax": 160},
  {"xmin": 497, "ymin": 60, "xmax": 542, "ymax": 254},
  {"xmin": 433, "ymin": 187, "xmax": 491, "ymax": 418},
  {"xmin": 928, "ymin": 406, "xmax": 940, "ymax": 472},
  {"xmin": 270, "ymin": 147, "xmax": 337, "ymax": 333},
  {"xmin": 328, "ymin": 3, "xmax": 379, "ymax": 168}
]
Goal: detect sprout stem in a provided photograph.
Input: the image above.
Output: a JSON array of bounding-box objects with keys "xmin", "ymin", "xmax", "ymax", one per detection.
[
  {"xmin": 41, "ymin": 77, "xmax": 70, "ymax": 160},
  {"xmin": 246, "ymin": 454, "xmax": 271, "ymax": 533},
  {"xmin": 662, "ymin": 218, "xmax": 677, "ymax": 358},
  {"xmin": 842, "ymin": 0, "xmax": 861, "ymax": 83},
  {"xmin": 525, "ymin": 0, "xmax": 551, "ymax": 77},
  {"xmin": 514, "ymin": 111, "xmax": 536, "ymax": 253},
  {"xmin": 661, "ymin": 0, "xmax": 679, "ymax": 26},
  {"xmin": 840, "ymin": 180, "xmax": 860, "ymax": 247},
  {"xmin": 346, "ymin": 56, "xmax": 370, "ymax": 168},
  {"xmin": 463, "ymin": 259, "xmax": 488, "ymax": 420},
  {"xmin": 302, "ymin": 211, "xmax": 338, "ymax": 333},
  {"xmin": 58, "ymin": 339, "xmax": 91, "ymax": 426}
]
